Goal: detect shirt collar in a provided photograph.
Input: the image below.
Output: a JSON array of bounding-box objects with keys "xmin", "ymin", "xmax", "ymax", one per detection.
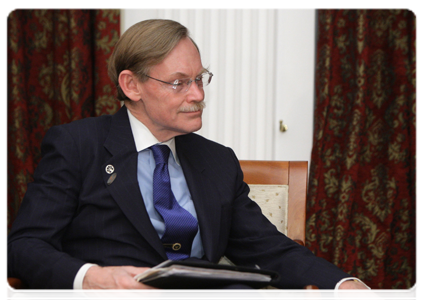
[{"xmin": 127, "ymin": 109, "xmax": 180, "ymax": 165}]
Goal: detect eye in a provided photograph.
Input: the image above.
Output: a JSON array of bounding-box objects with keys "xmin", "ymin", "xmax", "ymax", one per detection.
[
  {"xmin": 172, "ymin": 79, "xmax": 184, "ymax": 86},
  {"xmin": 195, "ymin": 75, "xmax": 205, "ymax": 87},
  {"xmin": 195, "ymin": 74, "xmax": 209, "ymax": 87},
  {"xmin": 171, "ymin": 78, "xmax": 189, "ymax": 92}
]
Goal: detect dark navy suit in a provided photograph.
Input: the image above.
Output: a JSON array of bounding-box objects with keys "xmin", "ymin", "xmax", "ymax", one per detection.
[{"xmin": 8, "ymin": 106, "xmax": 349, "ymax": 289}]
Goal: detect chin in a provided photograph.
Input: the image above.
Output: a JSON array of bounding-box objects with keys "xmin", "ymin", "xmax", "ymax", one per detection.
[{"xmin": 183, "ymin": 122, "xmax": 202, "ymax": 134}]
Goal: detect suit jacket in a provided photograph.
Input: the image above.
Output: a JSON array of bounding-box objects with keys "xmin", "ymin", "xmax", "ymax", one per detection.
[{"xmin": 8, "ymin": 106, "xmax": 350, "ymax": 289}]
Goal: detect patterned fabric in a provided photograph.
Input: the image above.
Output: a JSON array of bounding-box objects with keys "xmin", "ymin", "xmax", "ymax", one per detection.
[
  {"xmin": 8, "ymin": 10, "xmax": 120, "ymax": 230},
  {"xmin": 150, "ymin": 145, "xmax": 199, "ymax": 260},
  {"xmin": 248, "ymin": 185, "xmax": 289, "ymax": 235},
  {"xmin": 306, "ymin": 10, "xmax": 415, "ymax": 289}
]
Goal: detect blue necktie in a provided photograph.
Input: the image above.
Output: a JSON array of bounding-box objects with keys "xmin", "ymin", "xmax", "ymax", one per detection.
[{"xmin": 150, "ymin": 144, "xmax": 198, "ymax": 260}]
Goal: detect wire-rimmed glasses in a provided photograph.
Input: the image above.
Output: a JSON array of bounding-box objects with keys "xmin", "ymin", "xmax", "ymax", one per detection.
[{"xmin": 145, "ymin": 72, "xmax": 213, "ymax": 93}]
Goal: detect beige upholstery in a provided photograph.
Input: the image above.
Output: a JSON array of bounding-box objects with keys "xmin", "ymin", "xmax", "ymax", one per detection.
[{"xmin": 248, "ymin": 184, "xmax": 289, "ymax": 235}]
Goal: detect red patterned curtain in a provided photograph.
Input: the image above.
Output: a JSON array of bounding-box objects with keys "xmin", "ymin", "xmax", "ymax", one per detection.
[
  {"xmin": 306, "ymin": 10, "xmax": 415, "ymax": 289},
  {"xmin": 7, "ymin": 10, "xmax": 121, "ymax": 230}
]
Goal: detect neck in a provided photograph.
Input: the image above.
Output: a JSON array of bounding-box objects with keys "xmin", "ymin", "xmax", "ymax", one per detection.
[{"xmin": 124, "ymin": 101, "xmax": 178, "ymax": 142}]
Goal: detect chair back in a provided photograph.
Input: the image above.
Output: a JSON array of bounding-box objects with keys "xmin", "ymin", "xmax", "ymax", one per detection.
[{"xmin": 239, "ymin": 160, "xmax": 308, "ymax": 246}]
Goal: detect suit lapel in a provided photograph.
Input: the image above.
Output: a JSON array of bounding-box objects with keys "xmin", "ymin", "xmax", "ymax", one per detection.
[
  {"xmin": 103, "ymin": 106, "xmax": 167, "ymax": 259},
  {"xmin": 176, "ymin": 135, "xmax": 222, "ymax": 262}
]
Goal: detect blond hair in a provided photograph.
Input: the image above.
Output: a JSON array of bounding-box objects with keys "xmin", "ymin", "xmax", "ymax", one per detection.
[{"xmin": 108, "ymin": 19, "xmax": 199, "ymax": 101}]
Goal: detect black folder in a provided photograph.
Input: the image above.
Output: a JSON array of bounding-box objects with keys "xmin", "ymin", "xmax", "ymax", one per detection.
[{"xmin": 134, "ymin": 259, "xmax": 279, "ymax": 289}]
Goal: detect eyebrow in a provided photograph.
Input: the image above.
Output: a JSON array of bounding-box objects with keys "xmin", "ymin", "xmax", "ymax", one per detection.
[{"xmin": 169, "ymin": 68, "xmax": 208, "ymax": 78}]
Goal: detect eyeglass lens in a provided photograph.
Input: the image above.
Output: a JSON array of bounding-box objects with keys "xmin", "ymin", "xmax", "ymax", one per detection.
[{"xmin": 175, "ymin": 73, "xmax": 213, "ymax": 92}]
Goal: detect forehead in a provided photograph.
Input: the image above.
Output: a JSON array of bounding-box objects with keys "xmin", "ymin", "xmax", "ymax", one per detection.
[{"xmin": 150, "ymin": 37, "xmax": 204, "ymax": 77}]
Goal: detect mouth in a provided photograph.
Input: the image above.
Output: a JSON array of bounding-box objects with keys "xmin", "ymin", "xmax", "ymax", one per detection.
[{"xmin": 178, "ymin": 101, "xmax": 206, "ymax": 113}]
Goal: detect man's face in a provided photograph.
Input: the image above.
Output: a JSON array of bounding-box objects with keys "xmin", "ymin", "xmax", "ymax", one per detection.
[{"xmin": 136, "ymin": 37, "xmax": 206, "ymax": 141}]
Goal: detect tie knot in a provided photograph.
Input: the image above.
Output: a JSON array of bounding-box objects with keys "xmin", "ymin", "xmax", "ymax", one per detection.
[{"xmin": 150, "ymin": 144, "xmax": 171, "ymax": 165}]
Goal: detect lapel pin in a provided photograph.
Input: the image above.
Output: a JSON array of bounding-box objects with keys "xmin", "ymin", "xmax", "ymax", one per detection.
[
  {"xmin": 105, "ymin": 164, "xmax": 115, "ymax": 174},
  {"xmin": 107, "ymin": 173, "xmax": 117, "ymax": 185}
]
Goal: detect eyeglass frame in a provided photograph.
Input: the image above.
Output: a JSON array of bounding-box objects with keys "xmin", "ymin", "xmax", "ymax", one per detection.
[{"xmin": 143, "ymin": 71, "xmax": 213, "ymax": 93}]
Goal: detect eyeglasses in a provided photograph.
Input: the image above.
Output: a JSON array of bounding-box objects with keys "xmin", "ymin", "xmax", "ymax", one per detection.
[{"xmin": 145, "ymin": 72, "xmax": 213, "ymax": 93}]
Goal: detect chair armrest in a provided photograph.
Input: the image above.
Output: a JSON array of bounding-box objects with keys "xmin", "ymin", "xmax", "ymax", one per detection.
[
  {"xmin": 4, "ymin": 277, "xmax": 27, "ymax": 300},
  {"xmin": 303, "ymin": 285, "xmax": 322, "ymax": 300}
]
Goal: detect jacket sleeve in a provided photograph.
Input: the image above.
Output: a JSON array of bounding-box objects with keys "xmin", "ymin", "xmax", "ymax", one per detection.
[
  {"xmin": 223, "ymin": 148, "xmax": 351, "ymax": 289},
  {"xmin": 8, "ymin": 125, "xmax": 87, "ymax": 289}
]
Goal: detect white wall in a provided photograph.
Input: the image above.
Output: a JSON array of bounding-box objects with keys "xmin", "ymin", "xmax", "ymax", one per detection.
[
  {"xmin": 273, "ymin": 10, "xmax": 316, "ymax": 165},
  {"xmin": 121, "ymin": 9, "xmax": 315, "ymax": 165}
]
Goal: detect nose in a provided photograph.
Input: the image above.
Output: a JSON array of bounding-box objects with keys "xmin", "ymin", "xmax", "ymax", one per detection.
[{"xmin": 186, "ymin": 80, "xmax": 205, "ymax": 102}]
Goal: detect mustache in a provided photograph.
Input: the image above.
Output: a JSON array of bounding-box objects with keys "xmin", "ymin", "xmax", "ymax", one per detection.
[{"xmin": 178, "ymin": 101, "xmax": 206, "ymax": 113}]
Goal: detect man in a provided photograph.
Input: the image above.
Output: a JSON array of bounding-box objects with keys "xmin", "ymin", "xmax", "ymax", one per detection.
[{"xmin": 8, "ymin": 19, "xmax": 368, "ymax": 290}]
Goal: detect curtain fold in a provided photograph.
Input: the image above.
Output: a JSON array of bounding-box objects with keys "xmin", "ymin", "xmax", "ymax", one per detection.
[
  {"xmin": 7, "ymin": 9, "xmax": 121, "ymax": 230},
  {"xmin": 306, "ymin": 9, "xmax": 415, "ymax": 289}
]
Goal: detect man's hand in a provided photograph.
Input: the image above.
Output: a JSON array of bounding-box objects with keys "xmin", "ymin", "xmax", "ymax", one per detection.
[
  {"xmin": 338, "ymin": 280, "xmax": 383, "ymax": 300},
  {"xmin": 82, "ymin": 265, "xmax": 157, "ymax": 289}
]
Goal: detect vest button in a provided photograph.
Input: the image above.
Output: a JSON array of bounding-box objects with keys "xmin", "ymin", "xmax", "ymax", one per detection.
[{"xmin": 172, "ymin": 243, "xmax": 182, "ymax": 251}]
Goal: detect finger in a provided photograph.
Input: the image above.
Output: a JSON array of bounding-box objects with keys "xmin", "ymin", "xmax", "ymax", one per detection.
[
  {"xmin": 125, "ymin": 266, "xmax": 165, "ymax": 299},
  {"xmin": 122, "ymin": 266, "xmax": 151, "ymax": 277}
]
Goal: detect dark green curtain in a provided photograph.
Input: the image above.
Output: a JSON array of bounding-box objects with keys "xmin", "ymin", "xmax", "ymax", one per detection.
[
  {"xmin": 307, "ymin": 10, "xmax": 415, "ymax": 289},
  {"xmin": 8, "ymin": 10, "xmax": 121, "ymax": 230}
]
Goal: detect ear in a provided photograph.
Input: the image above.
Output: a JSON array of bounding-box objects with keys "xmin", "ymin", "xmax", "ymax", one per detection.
[{"xmin": 118, "ymin": 70, "xmax": 143, "ymax": 101}]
